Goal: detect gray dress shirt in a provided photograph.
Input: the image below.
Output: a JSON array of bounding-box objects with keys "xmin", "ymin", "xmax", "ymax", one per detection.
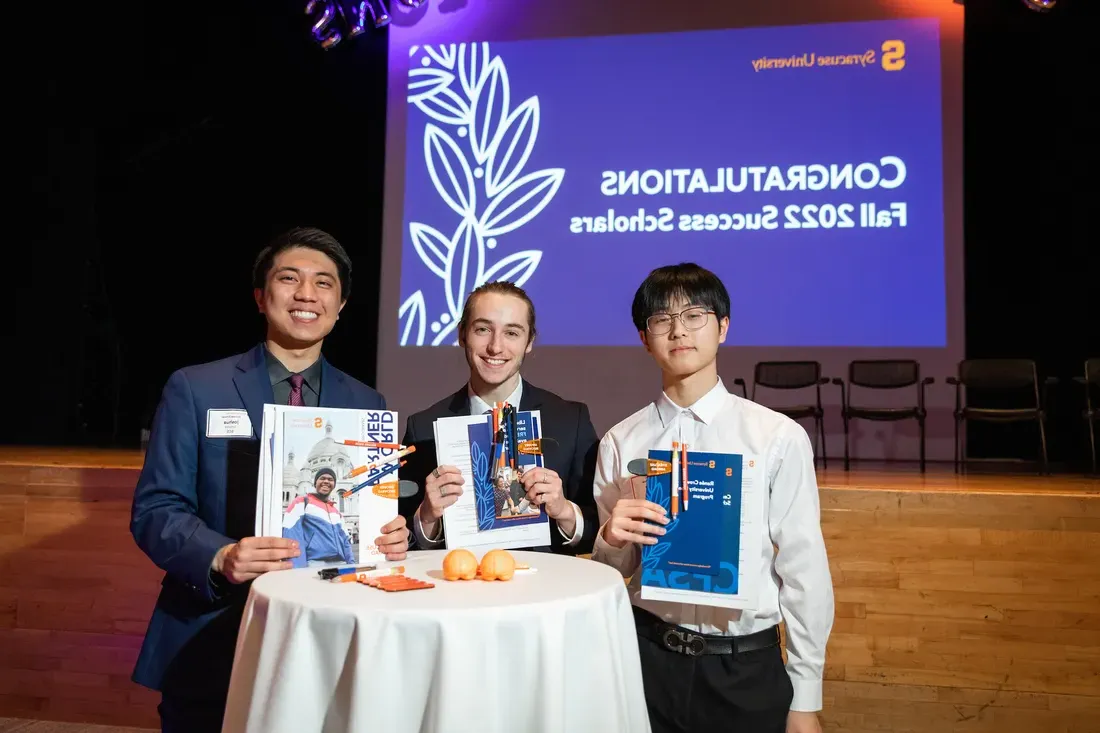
[{"xmin": 265, "ymin": 348, "xmax": 322, "ymax": 406}]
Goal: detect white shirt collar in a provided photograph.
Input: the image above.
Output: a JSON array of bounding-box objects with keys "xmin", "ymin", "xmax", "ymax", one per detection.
[
  {"xmin": 468, "ymin": 377, "xmax": 523, "ymax": 416},
  {"xmin": 655, "ymin": 377, "xmax": 730, "ymax": 427}
]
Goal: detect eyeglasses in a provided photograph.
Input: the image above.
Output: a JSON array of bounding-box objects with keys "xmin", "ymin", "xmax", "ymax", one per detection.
[{"xmin": 646, "ymin": 307, "xmax": 714, "ymax": 335}]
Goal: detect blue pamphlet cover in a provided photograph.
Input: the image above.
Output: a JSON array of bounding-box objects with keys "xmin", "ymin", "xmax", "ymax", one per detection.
[
  {"xmin": 468, "ymin": 411, "xmax": 547, "ymax": 531},
  {"xmin": 640, "ymin": 450, "xmax": 743, "ymax": 594}
]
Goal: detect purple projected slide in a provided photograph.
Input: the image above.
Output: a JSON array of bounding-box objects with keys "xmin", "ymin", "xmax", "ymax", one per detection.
[{"xmin": 396, "ymin": 18, "xmax": 945, "ymax": 347}]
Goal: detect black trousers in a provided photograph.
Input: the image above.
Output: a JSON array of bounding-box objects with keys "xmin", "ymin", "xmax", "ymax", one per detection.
[
  {"xmin": 158, "ymin": 691, "xmax": 227, "ymax": 733},
  {"xmin": 636, "ymin": 620, "xmax": 793, "ymax": 733}
]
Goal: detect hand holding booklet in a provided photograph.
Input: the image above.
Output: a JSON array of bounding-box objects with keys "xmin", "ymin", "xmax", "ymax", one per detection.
[
  {"xmin": 638, "ymin": 445, "xmax": 766, "ymax": 610},
  {"xmin": 432, "ymin": 402, "xmax": 552, "ymax": 551},
  {"xmin": 255, "ymin": 405, "xmax": 401, "ymax": 568}
]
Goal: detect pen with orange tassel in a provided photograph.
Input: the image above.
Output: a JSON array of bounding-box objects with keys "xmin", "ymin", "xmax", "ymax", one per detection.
[
  {"xmin": 670, "ymin": 441, "xmax": 680, "ymax": 518},
  {"xmin": 682, "ymin": 442, "xmax": 689, "ymax": 510}
]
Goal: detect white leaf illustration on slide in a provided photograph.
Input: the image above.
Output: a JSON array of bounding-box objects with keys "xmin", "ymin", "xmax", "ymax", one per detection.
[
  {"xmin": 479, "ymin": 250, "xmax": 543, "ymax": 288},
  {"xmin": 485, "ymin": 96, "xmax": 539, "ymax": 198},
  {"xmin": 445, "ymin": 219, "xmax": 485, "ymax": 317},
  {"xmin": 424, "ymin": 124, "xmax": 476, "ymax": 216},
  {"xmin": 431, "ymin": 315, "xmax": 458, "ymax": 346},
  {"xmin": 425, "ymin": 44, "xmax": 457, "ymax": 70},
  {"xmin": 409, "ymin": 222, "xmax": 451, "ymax": 279},
  {"xmin": 407, "ymin": 67, "xmax": 454, "ymax": 101},
  {"xmin": 468, "ymin": 57, "xmax": 510, "ymax": 165},
  {"xmin": 479, "ymin": 169, "xmax": 565, "ymax": 238},
  {"xmin": 458, "ymin": 42, "xmax": 490, "ymax": 99},
  {"xmin": 399, "ymin": 290, "xmax": 427, "ymax": 346},
  {"xmin": 413, "ymin": 86, "xmax": 470, "ymax": 125}
]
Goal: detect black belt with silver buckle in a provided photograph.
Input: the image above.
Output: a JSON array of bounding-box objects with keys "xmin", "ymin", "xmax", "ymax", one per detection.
[{"xmin": 633, "ymin": 606, "xmax": 780, "ymax": 657}]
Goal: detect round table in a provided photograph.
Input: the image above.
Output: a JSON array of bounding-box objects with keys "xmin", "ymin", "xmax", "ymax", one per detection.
[{"xmin": 221, "ymin": 550, "xmax": 652, "ymax": 733}]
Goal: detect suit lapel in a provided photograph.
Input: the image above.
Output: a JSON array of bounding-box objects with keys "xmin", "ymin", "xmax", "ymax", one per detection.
[
  {"xmin": 319, "ymin": 357, "xmax": 353, "ymax": 408},
  {"xmin": 519, "ymin": 380, "xmax": 544, "ymax": 411},
  {"xmin": 232, "ymin": 344, "xmax": 274, "ymax": 439},
  {"xmin": 445, "ymin": 386, "xmax": 468, "ymax": 416}
]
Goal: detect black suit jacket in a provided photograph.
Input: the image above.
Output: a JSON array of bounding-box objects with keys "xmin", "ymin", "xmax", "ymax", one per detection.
[{"xmin": 400, "ymin": 381, "xmax": 600, "ymax": 555}]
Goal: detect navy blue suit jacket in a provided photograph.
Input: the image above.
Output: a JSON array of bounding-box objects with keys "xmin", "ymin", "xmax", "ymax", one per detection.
[{"xmin": 130, "ymin": 343, "xmax": 385, "ymax": 700}]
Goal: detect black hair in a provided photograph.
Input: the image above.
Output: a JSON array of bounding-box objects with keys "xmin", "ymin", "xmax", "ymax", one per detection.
[
  {"xmin": 252, "ymin": 227, "xmax": 353, "ymax": 301},
  {"xmin": 458, "ymin": 281, "xmax": 537, "ymax": 343},
  {"xmin": 630, "ymin": 263, "xmax": 731, "ymax": 331}
]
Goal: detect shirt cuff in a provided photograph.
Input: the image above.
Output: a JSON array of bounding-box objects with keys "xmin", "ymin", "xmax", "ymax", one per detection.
[
  {"xmin": 591, "ymin": 521, "xmax": 640, "ymax": 577},
  {"xmin": 556, "ymin": 501, "xmax": 584, "ymax": 546},
  {"xmin": 413, "ymin": 510, "xmax": 445, "ymax": 548},
  {"xmin": 789, "ymin": 678, "xmax": 823, "ymax": 712}
]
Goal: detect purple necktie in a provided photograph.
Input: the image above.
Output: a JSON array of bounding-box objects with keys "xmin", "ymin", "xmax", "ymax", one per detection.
[{"xmin": 288, "ymin": 373, "xmax": 305, "ymax": 406}]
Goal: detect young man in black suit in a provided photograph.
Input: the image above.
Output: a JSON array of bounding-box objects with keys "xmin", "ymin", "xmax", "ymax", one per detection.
[{"xmin": 400, "ymin": 282, "xmax": 600, "ymax": 555}]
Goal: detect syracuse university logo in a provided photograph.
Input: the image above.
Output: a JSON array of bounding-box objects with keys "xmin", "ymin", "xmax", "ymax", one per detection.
[{"xmin": 881, "ymin": 39, "xmax": 906, "ymax": 71}]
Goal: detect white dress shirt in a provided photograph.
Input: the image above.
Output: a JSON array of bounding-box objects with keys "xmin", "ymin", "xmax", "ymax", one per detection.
[
  {"xmin": 413, "ymin": 377, "xmax": 585, "ymax": 548},
  {"xmin": 591, "ymin": 377, "xmax": 834, "ymax": 712}
]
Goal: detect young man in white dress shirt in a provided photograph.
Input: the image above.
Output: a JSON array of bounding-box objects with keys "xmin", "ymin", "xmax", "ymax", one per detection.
[{"xmin": 591, "ymin": 263, "xmax": 834, "ymax": 733}]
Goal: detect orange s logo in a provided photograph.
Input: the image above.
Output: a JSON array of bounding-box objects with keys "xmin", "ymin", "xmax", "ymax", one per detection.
[
  {"xmin": 748, "ymin": 460, "xmax": 755, "ymax": 468},
  {"xmin": 881, "ymin": 40, "xmax": 905, "ymax": 71},
  {"xmin": 709, "ymin": 460, "xmax": 716, "ymax": 469},
  {"xmin": 314, "ymin": 417, "xmax": 323, "ymax": 428},
  {"xmin": 725, "ymin": 468, "xmax": 733, "ymax": 476}
]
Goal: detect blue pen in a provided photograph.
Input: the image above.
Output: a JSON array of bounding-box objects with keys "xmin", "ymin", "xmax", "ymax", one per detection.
[
  {"xmin": 340, "ymin": 460, "xmax": 402, "ymax": 498},
  {"xmin": 317, "ymin": 564, "xmax": 377, "ymax": 579}
]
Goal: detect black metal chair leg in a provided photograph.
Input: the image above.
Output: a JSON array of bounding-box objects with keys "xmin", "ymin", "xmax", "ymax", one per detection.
[
  {"xmin": 1088, "ymin": 417, "xmax": 1097, "ymax": 475},
  {"xmin": 953, "ymin": 416, "xmax": 960, "ymax": 474},
  {"xmin": 1038, "ymin": 415, "xmax": 1049, "ymax": 475},
  {"xmin": 919, "ymin": 417, "xmax": 926, "ymax": 473},
  {"xmin": 843, "ymin": 416, "xmax": 851, "ymax": 471}
]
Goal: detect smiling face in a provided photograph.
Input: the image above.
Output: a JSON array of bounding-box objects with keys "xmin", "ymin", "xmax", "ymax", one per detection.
[
  {"xmin": 313, "ymin": 472, "xmax": 336, "ymax": 498},
  {"xmin": 254, "ymin": 246, "xmax": 345, "ymax": 349},
  {"xmin": 640, "ymin": 295, "xmax": 728, "ymax": 380},
  {"xmin": 459, "ymin": 291, "xmax": 534, "ymax": 394}
]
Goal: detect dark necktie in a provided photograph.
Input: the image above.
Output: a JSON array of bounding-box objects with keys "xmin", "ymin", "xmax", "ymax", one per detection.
[{"xmin": 288, "ymin": 373, "xmax": 305, "ymax": 406}]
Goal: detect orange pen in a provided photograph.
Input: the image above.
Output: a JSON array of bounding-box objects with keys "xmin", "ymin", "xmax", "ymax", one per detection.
[
  {"xmin": 346, "ymin": 445, "xmax": 417, "ymax": 478},
  {"xmin": 682, "ymin": 443, "xmax": 689, "ymax": 510},
  {"xmin": 340, "ymin": 440, "xmax": 404, "ymax": 450}
]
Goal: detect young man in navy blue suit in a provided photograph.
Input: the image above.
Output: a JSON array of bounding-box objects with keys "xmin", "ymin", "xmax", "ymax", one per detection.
[
  {"xmin": 400, "ymin": 282, "xmax": 601, "ymax": 555},
  {"xmin": 130, "ymin": 227, "xmax": 409, "ymax": 733}
]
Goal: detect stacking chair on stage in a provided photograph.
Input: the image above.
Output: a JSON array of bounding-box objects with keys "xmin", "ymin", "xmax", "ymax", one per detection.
[
  {"xmin": 1076, "ymin": 358, "xmax": 1100, "ymax": 474},
  {"xmin": 947, "ymin": 358, "xmax": 1049, "ymax": 474},
  {"xmin": 831, "ymin": 359, "xmax": 934, "ymax": 472},
  {"xmin": 750, "ymin": 361, "xmax": 830, "ymax": 468},
  {"xmin": 731, "ymin": 377, "xmax": 748, "ymax": 398}
]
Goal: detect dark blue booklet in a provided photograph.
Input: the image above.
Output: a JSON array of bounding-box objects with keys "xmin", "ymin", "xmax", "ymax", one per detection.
[
  {"xmin": 468, "ymin": 410, "xmax": 548, "ymax": 531},
  {"xmin": 640, "ymin": 449, "xmax": 744, "ymax": 602}
]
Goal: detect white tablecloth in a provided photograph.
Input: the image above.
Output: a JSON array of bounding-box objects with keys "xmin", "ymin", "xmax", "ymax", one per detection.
[{"xmin": 221, "ymin": 550, "xmax": 651, "ymax": 733}]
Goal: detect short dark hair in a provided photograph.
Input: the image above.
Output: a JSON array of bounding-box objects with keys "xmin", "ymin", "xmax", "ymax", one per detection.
[
  {"xmin": 630, "ymin": 263, "xmax": 731, "ymax": 331},
  {"xmin": 458, "ymin": 281, "xmax": 537, "ymax": 342},
  {"xmin": 252, "ymin": 227, "xmax": 353, "ymax": 301}
]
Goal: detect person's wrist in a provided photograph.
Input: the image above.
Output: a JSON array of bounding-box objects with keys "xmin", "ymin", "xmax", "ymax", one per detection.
[
  {"xmin": 600, "ymin": 521, "xmax": 625, "ymax": 549},
  {"xmin": 211, "ymin": 543, "xmax": 233, "ymax": 574},
  {"xmin": 418, "ymin": 501, "xmax": 441, "ymax": 525},
  {"xmin": 548, "ymin": 500, "xmax": 571, "ymax": 522}
]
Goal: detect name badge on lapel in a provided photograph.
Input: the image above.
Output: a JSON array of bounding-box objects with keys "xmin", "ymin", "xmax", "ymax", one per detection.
[{"xmin": 206, "ymin": 409, "xmax": 253, "ymax": 439}]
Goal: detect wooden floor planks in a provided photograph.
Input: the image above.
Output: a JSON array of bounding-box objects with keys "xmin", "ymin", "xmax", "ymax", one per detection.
[{"xmin": 1, "ymin": 448, "xmax": 1097, "ymax": 731}]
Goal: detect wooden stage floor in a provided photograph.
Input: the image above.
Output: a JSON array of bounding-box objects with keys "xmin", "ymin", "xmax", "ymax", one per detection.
[{"xmin": 0, "ymin": 448, "xmax": 1097, "ymax": 732}]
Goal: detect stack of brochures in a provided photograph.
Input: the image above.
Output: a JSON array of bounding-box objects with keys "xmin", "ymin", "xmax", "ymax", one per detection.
[{"xmin": 255, "ymin": 405, "xmax": 401, "ymax": 568}]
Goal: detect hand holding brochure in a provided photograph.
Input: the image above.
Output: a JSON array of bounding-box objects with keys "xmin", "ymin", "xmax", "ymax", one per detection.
[
  {"xmin": 433, "ymin": 407, "xmax": 551, "ymax": 551},
  {"xmin": 255, "ymin": 405, "xmax": 400, "ymax": 568},
  {"xmin": 639, "ymin": 448, "xmax": 766, "ymax": 610}
]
